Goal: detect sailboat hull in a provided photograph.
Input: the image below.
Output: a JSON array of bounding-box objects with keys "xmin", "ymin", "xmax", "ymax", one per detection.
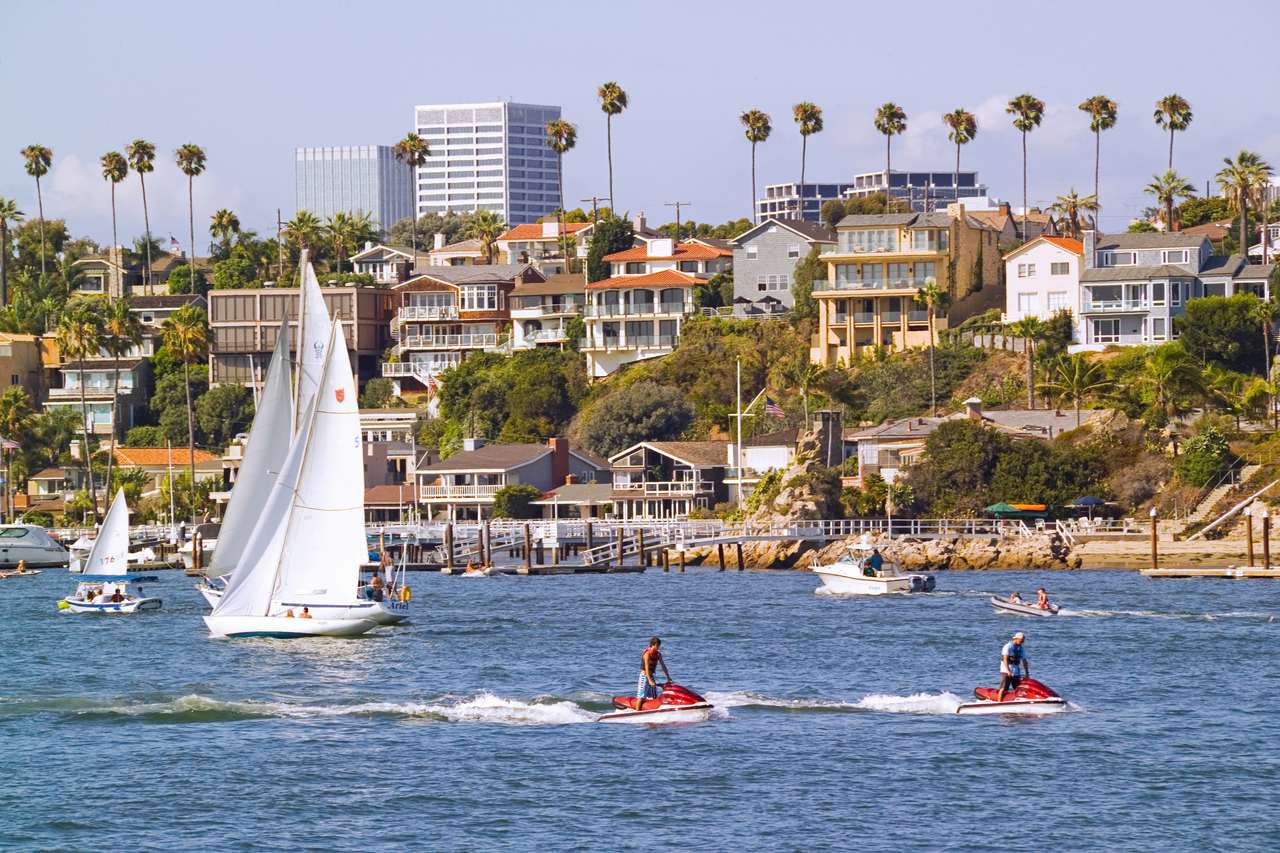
[
  {"xmin": 203, "ymin": 615, "xmax": 378, "ymax": 638},
  {"xmin": 275, "ymin": 599, "xmax": 411, "ymax": 625}
]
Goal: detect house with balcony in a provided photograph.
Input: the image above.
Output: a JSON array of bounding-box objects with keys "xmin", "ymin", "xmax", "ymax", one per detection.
[
  {"xmin": 1074, "ymin": 231, "xmax": 1273, "ymax": 349},
  {"xmin": 730, "ymin": 218, "xmax": 834, "ymax": 312},
  {"xmin": 382, "ymin": 263, "xmax": 542, "ymax": 393},
  {"xmin": 510, "ymin": 274, "xmax": 585, "ymax": 350},
  {"xmin": 811, "ymin": 207, "xmax": 999, "ymax": 366},
  {"xmin": 414, "ymin": 437, "xmax": 608, "ymax": 520},
  {"xmin": 1003, "ymin": 236, "xmax": 1084, "ymax": 324},
  {"xmin": 608, "ymin": 441, "xmax": 730, "ymax": 519},
  {"xmin": 428, "ymin": 236, "xmax": 486, "ymax": 266},
  {"xmin": 497, "ymin": 221, "xmax": 593, "ymax": 276},
  {"xmin": 582, "ymin": 238, "xmax": 732, "ymax": 378},
  {"xmin": 44, "ymin": 358, "xmax": 151, "ymax": 436},
  {"xmin": 112, "ymin": 446, "xmax": 222, "ymax": 496},
  {"xmin": 350, "ymin": 243, "xmax": 416, "ymax": 284},
  {"xmin": 73, "ymin": 248, "xmax": 210, "ymax": 297}
]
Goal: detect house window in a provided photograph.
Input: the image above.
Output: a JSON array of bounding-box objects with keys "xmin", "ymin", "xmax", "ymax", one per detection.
[
  {"xmin": 1099, "ymin": 251, "xmax": 1135, "ymax": 266},
  {"xmin": 886, "ymin": 263, "xmax": 909, "ymax": 285},
  {"xmin": 459, "ymin": 285, "xmax": 497, "ymax": 311},
  {"xmin": 1017, "ymin": 263, "xmax": 1036, "ymax": 278},
  {"xmin": 915, "ymin": 262, "xmax": 936, "ymax": 282},
  {"xmin": 1047, "ymin": 292, "xmax": 1069, "ymax": 312},
  {"xmin": 678, "ymin": 261, "xmax": 699, "ymax": 273},
  {"xmin": 1171, "ymin": 281, "xmax": 1182, "ymax": 306},
  {"xmin": 787, "ymin": 244, "xmax": 801, "ymax": 259},
  {"xmin": 1151, "ymin": 282, "xmax": 1165, "ymax": 306},
  {"xmin": 746, "ymin": 245, "xmax": 758, "ymax": 259},
  {"xmin": 1152, "ymin": 318, "xmax": 1166, "ymax": 340},
  {"xmin": 757, "ymin": 275, "xmax": 768, "ymax": 293},
  {"xmin": 1017, "ymin": 293, "xmax": 1036, "ymax": 314},
  {"xmin": 625, "ymin": 262, "xmax": 645, "ymax": 274},
  {"xmin": 1050, "ymin": 262, "xmax": 1070, "ymax": 275},
  {"xmin": 9, "ymin": 374, "xmax": 17, "ymax": 386},
  {"xmin": 1163, "ymin": 250, "xmax": 1188, "ymax": 264}
]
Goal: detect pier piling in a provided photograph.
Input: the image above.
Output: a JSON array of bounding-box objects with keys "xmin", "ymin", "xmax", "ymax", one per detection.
[
  {"xmin": 638, "ymin": 530, "xmax": 647, "ymax": 568},
  {"xmin": 678, "ymin": 549, "xmax": 685, "ymax": 572},
  {"xmin": 1149, "ymin": 509, "xmax": 1158, "ymax": 572},
  {"xmin": 1264, "ymin": 509, "xmax": 1271, "ymax": 571},
  {"xmin": 586, "ymin": 522, "xmax": 595, "ymax": 552},
  {"xmin": 616, "ymin": 528, "xmax": 624, "ymax": 566},
  {"xmin": 1247, "ymin": 505, "xmax": 1255, "ymax": 567},
  {"xmin": 444, "ymin": 523, "xmax": 454, "ymax": 571},
  {"xmin": 523, "ymin": 524, "xmax": 532, "ymax": 571},
  {"xmin": 662, "ymin": 549, "xmax": 669, "ymax": 572},
  {"xmin": 735, "ymin": 541, "xmax": 744, "ymax": 571},
  {"xmin": 717, "ymin": 543, "xmax": 726, "ymax": 572}
]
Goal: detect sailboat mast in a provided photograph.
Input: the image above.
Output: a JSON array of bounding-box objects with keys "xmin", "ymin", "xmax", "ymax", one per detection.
[{"xmin": 291, "ymin": 250, "xmax": 307, "ymax": 434}]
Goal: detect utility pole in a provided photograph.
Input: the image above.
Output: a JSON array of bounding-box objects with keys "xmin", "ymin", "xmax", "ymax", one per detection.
[
  {"xmin": 664, "ymin": 201, "xmax": 692, "ymax": 242},
  {"xmin": 579, "ymin": 196, "xmax": 607, "ymax": 224},
  {"xmin": 276, "ymin": 208, "xmax": 284, "ymax": 282}
]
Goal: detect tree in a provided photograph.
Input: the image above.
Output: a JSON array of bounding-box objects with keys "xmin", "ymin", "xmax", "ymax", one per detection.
[
  {"xmin": 125, "ymin": 425, "xmax": 167, "ymax": 447},
  {"xmin": 1141, "ymin": 342, "xmax": 1202, "ymax": 424},
  {"xmin": 1038, "ymin": 354, "xmax": 1110, "ymax": 426},
  {"xmin": 942, "ymin": 109, "xmax": 977, "ymax": 212},
  {"xmin": 211, "ymin": 256, "xmax": 255, "ymax": 290},
  {"xmin": 1078, "ymin": 95, "xmax": 1118, "ymax": 207},
  {"xmin": 99, "ymin": 152, "xmax": 128, "ymax": 295},
  {"xmin": 166, "ymin": 263, "xmax": 208, "ymax": 296},
  {"xmin": 20, "ymin": 144, "xmax": 52, "ymax": 277},
  {"xmin": 903, "ymin": 419, "xmax": 1008, "ymax": 516},
  {"xmin": 874, "ymin": 103, "xmax": 908, "ymax": 211},
  {"xmin": 360, "ymin": 377, "xmax": 396, "ymax": 409},
  {"xmin": 585, "ymin": 213, "xmax": 634, "ymax": 283},
  {"xmin": 126, "ymin": 139, "xmax": 157, "ymax": 287},
  {"xmin": 284, "ymin": 210, "xmax": 323, "ymax": 253},
  {"xmin": 915, "ymin": 279, "xmax": 950, "ymax": 414},
  {"xmin": 740, "ymin": 109, "xmax": 772, "ymax": 223},
  {"xmin": 210, "ymin": 208, "xmax": 240, "ymax": 258},
  {"xmin": 1175, "ymin": 424, "xmax": 1231, "ymax": 486},
  {"xmin": 492, "ymin": 483, "xmax": 544, "ymax": 519},
  {"xmin": 1006, "ymin": 94, "xmax": 1044, "ymax": 241},
  {"xmin": 792, "ymin": 103, "xmax": 823, "ymax": 220},
  {"xmin": 1049, "ymin": 190, "xmax": 1099, "ymax": 239},
  {"xmin": 597, "ymin": 81, "xmax": 628, "ymax": 210},
  {"xmin": 0, "ymin": 385, "xmax": 33, "ymax": 518},
  {"xmin": 175, "ymin": 143, "xmax": 207, "ymax": 271},
  {"xmin": 1128, "ymin": 221, "xmax": 1158, "ymax": 233},
  {"xmin": 1146, "ymin": 170, "xmax": 1196, "ymax": 232},
  {"xmin": 196, "ymin": 382, "xmax": 254, "ymax": 449},
  {"xmin": 0, "ymin": 198, "xmax": 23, "ymax": 306},
  {"xmin": 1177, "ymin": 196, "xmax": 1233, "ymax": 230},
  {"xmin": 100, "ymin": 297, "xmax": 143, "ymax": 505},
  {"xmin": 1217, "ymin": 151, "xmax": 1271, "ymax": 256},
  {"xmin": 545, "ymin": 118, "xmax": 578, "ymax": 263},
  {"xmin": 578, "ymin": 381, "xmax": 694, "ymax": 457},
  {"xmin": 1153, "ymin": 94, "xmax": 1193, "ymax": 170},
  {"xmin": 1007, "ymin": 316, "xmax": 1046, "ymax": 408},
  {"xmin": 1177, "ymin": 293, "xmax": 1266, "ymax": 373},
  {"xmin": 392, "ymin": 133, "xmax": 430, "ymax": 270},
  {"xmin": 463, "ymin": 209, "xmax": 507, "ymax": 264},
  {"xmin": 161, "ymin": 304, "xmax": 209, "ymax": 518},
  {"xmin": 55, "ymin": 299, "xmax": 104, "ymax": 520}
]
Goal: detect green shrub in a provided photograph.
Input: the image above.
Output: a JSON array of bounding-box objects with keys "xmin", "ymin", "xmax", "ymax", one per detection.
[{"xmin": 1176, "ymin": 425, "xmax": 1232, "ymax": 486}]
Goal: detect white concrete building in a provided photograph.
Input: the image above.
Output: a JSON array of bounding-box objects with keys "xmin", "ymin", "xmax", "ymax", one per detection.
[{"xmin": 1003, "ymin": 236, "xmax": 1084, "ymax": 324}]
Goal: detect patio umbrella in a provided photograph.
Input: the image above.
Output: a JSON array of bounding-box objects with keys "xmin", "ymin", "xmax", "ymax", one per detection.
[
  {"xmin": 985, "ymin": 502, "xmax": 1020, "ymax": 517},
  {"xmin": 1071, "ymin": 495, "xmax": 1106, "ymax": 519}
]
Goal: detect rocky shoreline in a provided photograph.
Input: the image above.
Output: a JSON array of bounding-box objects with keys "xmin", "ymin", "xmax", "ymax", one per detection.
[{"xmin": 720, "ymin": 530, "xmax": 1080, "ymax": 571}]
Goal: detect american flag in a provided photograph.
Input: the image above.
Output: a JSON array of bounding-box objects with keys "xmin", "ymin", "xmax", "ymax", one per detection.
[
  {"xmin": 764, "ymin": 396, "xmax": 785, "ymax": 418},
  {"xmin": 426, "ymin": 373, "xmax": 439, "ymax": 397},
  {"xmin": 169, "ymin": 236, "xmax": 182, "ymax": 253}
]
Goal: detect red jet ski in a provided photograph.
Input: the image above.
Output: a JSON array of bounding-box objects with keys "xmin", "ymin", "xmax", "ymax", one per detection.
[
  {"xmin": 955, "ymin": 677, "xmax": 1067, "ymax": 715},
  {"xmin": 598, "ymin": 683, "xmax": 714, "ymax": 723}
]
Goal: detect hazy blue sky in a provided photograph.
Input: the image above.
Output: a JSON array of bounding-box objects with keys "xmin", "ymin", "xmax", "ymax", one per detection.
[{"xmin": 5, "ymin": 0, "xmax": 1278, "ymax": 247}]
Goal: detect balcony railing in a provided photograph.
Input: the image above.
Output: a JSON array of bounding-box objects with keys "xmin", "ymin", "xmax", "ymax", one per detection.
[
  {"xmin": 398, "ymin": 333, "xmax": 498, "ymax": 350},
  {"xmin": 582, "ymin": 334, "xmax": 679, "ymax": 352},
  {"xmin": 418, "ymin": 484, "xmax": 503, "ymax": 499},
  {"xmin": 852, "ymin": 312, "xmax": 875, "ymax": 324},
  {"xmin": 814, "ymin": 277, "xmax": 937, "ymax": 292},
  {"xmin": 381, "ymin": 358, "xmax": 461, "ymax": 378},
  {"xmin": 511, "ymin": 303, "xmax": 583, "ymax": 318},
  {"xmin": 525, "ymin": 328, "xmax": 569, "ymax": 343},
  {"xmin": 612, "ymin": 479, "xmax": 711, "ymax": 495},
  {"xmin": 397, "ymin": 305, "xmax": 459, "ymax": 321},
  {"xmin": 584, "ymin": 303, "xmax": 690, "ymax": 318},
  {"xmin": 1083, "ymin": 300, "xmax": 1150, "ymax": 313}
]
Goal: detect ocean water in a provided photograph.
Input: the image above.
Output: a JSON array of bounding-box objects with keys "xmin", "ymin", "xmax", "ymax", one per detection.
[{"xmin": 3, "ymin": 567, "xmax": 1280, "ymax": 852}]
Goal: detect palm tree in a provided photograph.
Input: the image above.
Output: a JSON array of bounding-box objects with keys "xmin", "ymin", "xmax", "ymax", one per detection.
[
  {"xmin": 1078, "ymin": 95, "xmax": 1117, "ymax": 207},
  {"xmin": 1049, "ymin": 190, "xmax": 1100, "ymax": 240},
  {"xmin": 545, "ymin": 118, "xmax": 578, "ymax": 262},
  {"xmin": 1250, "ymin": 159, "xmax": 1277, "ymax": 264},
  {"xmin": 739, "ymin": 110, "xmax": 772, "ymax": 223},
  {"xmin": 873, "ymin": 103, "xmax": 908, "ymax": 211},
  {"xmin": 392, "ymin": 133, "xmax": 430, "ymax": 270},
  {"xmin": 99, "ymin": 151, "xmax": 129, "ymax": 295},
  {"xmin": 1141, "ymin": 342, "xmax": 1201, "ymax": 424},
  {"xmin": 0, "ymin": 386, "xmax": 32, "ymax": 520},
  {"xmin": 1006, "ymin": 94, "xmax": 1045, "ymax": 241},
  {"xmin": 942, "ymin": 109, "xmax": 977, "ymax": 213},
  {"xmin": 210, "ymin": 208, "xmax": 241, "ymax": 257},
  {"xmin": 126, "ymin": 140, "xmax": 157, "ymax": 288},
  {"xmin": 1252, "ymin": 297, "xmax": 1280, "ymax": 380},
  {"xmin": 175, "ymin": 144, "xmax": 207, "ymax": 271},
  {"xmin": 0, "ymin": 198, "xmax": 23, "ymax": 307},
  {"xmin": 326, "ymin": 211, "xmax": 354, "ymax": 275},
  {"xmin": 1216, "ymin": 151, "xmax": 1269, "ymax": 252},
  {"xmin": 162, "ymin": 305, "xmax": 209, "ymax": 521},
  {"xmin": 463, "ymin": 209, "xmax": 507, "ymax": 264},
  {"xmin": 597, "ymin": 82, "xmax": 628, "ymax": 211},
  {"xmin": 1145, "ymin": 170, "xmax": 1196, "ymax": 232},
  {"xmin": 915, "ymin": 278, "xmax": 951, "ymax": 415},
  {"xmin": 1008, "ymin": 316, "xmax": 1047, "ymax": 408},
  {"xmin": 792, "ymin": 103, "xmax": 823, "ymax": 221},
  {"xmin": 284, "ymin": 210, "xmax": 323, "ymax": 254},
  {"xmin": 1038, "ymin": 354, "xmax": 1110, "ymax": 427},
  {"xmin": 20, "ymin": 145, "xmax": 52, "ymax": 277},
  {"xmin": 55, "ymin": 301, "xmax": 104, "ymax": 520},
  {"xmin": 1153, "ymin": 94, "xmax": 1193, "ymax": 170},
  {"xmin": 100, "ymin": 298, "xmax": 143, "ymax": 502}
]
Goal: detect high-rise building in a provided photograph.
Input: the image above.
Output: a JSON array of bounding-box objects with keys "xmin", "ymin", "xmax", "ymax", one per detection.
[
  {"xmin": 412, "ymin": 101, "xmax": 562, "ymax": 225},
  {"xmin": 294, "ymin": 145, "xmax": 413, "ymax": 230},
  {"xmin": 757, "ymin": 170, "xmax": 989, "ymax": 221}
]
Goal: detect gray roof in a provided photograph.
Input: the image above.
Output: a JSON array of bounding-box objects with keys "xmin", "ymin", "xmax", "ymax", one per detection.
[
  {"xmin": 1239, "ymin": 263, "xmax": 1276, "ymax": 280},
  {"xmin": 745, "ymin": 428, "xmax": 798, "ymax": 447},
  {"xmin": 639, "ymin": 441, "xmax": 729, "ymax": 467},
  {"xmin": 1198, "ymin": 254, "xmax": 1244, "ymax": 275},
  {"xmin": 533, "ymin": 483, "xmax": 614, "ymax": 505},
  {"xmin": 848, "ymin": 408, "xmax": 1105, "ymax": 442},
  {"xmin": 405, "ymin": 263, "xmax": 534, "ymax": 285},
  {"xmin": 1094, "ymin": 232, "xmax": 1205, "ymax": 250},
  {"xmin": 731, "ymin": 218, "xmax": 835, "ymax": 246},
  {"xmin": 129, "ymin": 294, "xmax": 204, "ymax": 310},
  {"xmin": 419, "ymin": 443, "xmax": 550, "ymax": 473},
  {"xmin": 836, "ymin": 213, "xmax": 918, "ymax": 228},
  {"xmin": 1081, "ymin": 265, "xmax": 1195, "ymax": 282},
  {"xmin": 910, "ymin": 212, "xmax": 953, "ymax": 228}
]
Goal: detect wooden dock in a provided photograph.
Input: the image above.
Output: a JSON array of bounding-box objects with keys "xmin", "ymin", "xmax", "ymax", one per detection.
[{"xmin": 1141, "ymin": 566, "xmax": 1280, "ymax": 579}]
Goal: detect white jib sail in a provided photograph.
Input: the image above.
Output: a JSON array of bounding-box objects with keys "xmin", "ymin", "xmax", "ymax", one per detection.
[
  {"xmin": 295, "ymin": 256, "xmax": 333, "ymax": 431},
  {"xmin": 84, "ymin": 489, "xmax": 130, "ymax": 576},
  {"xmin": 208, "ymin": 316, "xmax": 295, "ymax": 578}
]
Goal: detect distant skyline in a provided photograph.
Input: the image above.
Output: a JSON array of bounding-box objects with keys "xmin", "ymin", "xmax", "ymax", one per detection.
[{"xmin": 5, "ymin": 0, "xmax": 1279, "ymax": 249}]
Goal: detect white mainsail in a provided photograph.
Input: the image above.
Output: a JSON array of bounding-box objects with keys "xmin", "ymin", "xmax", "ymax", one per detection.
[
  {"xmin": 295, "ymin": 256, "xmax": 333, "ymax": 431},
  {"xmin": 207, "ymin": 317, "xmax": 295, "ymax": 578},
  {"xmin": 84, "ymin": 489, "xmax": 130, "ymax": 576}
]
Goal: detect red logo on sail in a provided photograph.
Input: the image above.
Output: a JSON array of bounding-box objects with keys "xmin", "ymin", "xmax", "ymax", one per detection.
[{"xmin": 335, "ymin": 388, "xmax": 345, "ymax": 403}]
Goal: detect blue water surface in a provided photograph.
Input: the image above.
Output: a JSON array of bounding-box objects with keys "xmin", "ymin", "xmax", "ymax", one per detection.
[{"xmin": 2, "ymin": 567, "xmax": 1279, "ymax": 852}]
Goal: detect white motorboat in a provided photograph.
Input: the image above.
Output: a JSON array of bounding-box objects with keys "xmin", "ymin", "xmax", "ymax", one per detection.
[
  {"xmin": 61, "ymin": 579, "xmax": 162, "ymax": 613},
  {"xmin": 0, "ymin": 524, "xmax": 69, "ymax": 569},
  {"xmin": 178, "ymin": 524, "xmax": 219, "ymax": 572},
  {"xmin": 990, "ymin": 596, "xmax": 1059, "ymax": 616},
  {"xmin": 60, "ymin": 490, "xmax": 161, "ymax": 614},
  {"xmin": 811, "ymin": 544, "xmax": 935, "ymax": 595}
]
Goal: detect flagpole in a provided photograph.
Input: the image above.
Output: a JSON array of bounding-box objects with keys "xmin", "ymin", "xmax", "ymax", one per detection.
[{"xmin": 736, "ymin": 358, "xmax": 743, "ymax": 509}]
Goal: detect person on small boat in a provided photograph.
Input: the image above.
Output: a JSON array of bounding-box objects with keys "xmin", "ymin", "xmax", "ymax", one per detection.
[
  {"xmin": 1036, "ymin": 588, "xmax": 1050, "ymax": 610},
  {"xmin": 300, "ymin": 607, "xmax": 313, "ymax": 619},
  {"xmin": 368, "ymin": 574, "xmax": 385, "ymax": 601},
  {"xmin": 1008, "ymin": 591, "xmax": 1024, "ymax": 605},
  {"xmin": 996, "ymin": 632, "xmax": 1030, "ymax": 702},
  {"xmin": 110, "ymin": 588, "xmax": 124, "ymax": 603},
  {"xmin": 15, "ymin": 560, "xmax": 27, "ymax": 574},
  {"xmin": 284, "ymin": 609, "xmax": 295, "ymax": 618},
  {"xmin": 637, "ymin": 636, "xmax": 671, "ymax": 707},
  {"xmin": 864, "ymin": 549, "xmax": 884, "ymax": 577}
]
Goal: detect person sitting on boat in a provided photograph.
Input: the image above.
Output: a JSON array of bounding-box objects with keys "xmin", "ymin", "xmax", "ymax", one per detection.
[
  {"xmin": 284, "ymin": 609, "xmax": 295, "ymax": 618},
  {"xmin": 996, "ymin": 632, "xmax": 1030, "ymax": 702},
  {"xmin": 637, "ymin": 636, "xmax": 671, "ymax": 707},
  {"xmin": 110, "ymin": 589, "xmax": 124, "ymax": 603},
  {"xmin": 14, "ymin": 560, "xmax": 27, "ymax": 574},
  {"xmin": 369, "ymin": 574, "xmax": 385, "ymax": 602},
  {"xmin": 1036, "ymin": 588, "xmax": 1050, "ymax": 610},
  {"xmin": 1008, "ymin": 591, "xmax": 1024, "ymax": 605},
  {"xmin": 300, "ymin": 607, "xmax": 313, "ymax": 619},
  {"xmin": 866, "ymin": 549, "xmax": 884, "ymax": 577}
]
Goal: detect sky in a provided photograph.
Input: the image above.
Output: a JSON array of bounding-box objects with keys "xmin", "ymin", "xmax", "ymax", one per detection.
[{"xmin": 5, "ymin": 0, "xmax": 1279, "ymax": 249}]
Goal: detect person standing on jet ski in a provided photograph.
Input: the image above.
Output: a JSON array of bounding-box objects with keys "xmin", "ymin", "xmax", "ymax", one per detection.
[
  {"xmin": 996, "ymin": 632, "xmax": 1030, "ymax": 702},
  {"xmin": 638, "ymin": 636, "xmax": 672, "ymax": 706}
]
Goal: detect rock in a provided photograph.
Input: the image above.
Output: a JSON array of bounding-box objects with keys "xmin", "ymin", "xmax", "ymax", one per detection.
[{"xmin": 740, "ymin": 529, "xmax": 1078, "ymax": 571}]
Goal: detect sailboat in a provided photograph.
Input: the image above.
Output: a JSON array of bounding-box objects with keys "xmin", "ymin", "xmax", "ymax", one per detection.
[
  {"xmin": 203, "ymin": 319, "xmax": 377, "ymax": 638},
  {"xmin": 60, "ymin": 489, "xmax": 162, "ymax": 614}
]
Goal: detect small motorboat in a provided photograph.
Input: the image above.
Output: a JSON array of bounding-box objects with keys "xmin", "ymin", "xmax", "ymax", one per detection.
[
  {"xmin": 954, "ymin": 677, "xmax": 1068, "ymax": 715},
  {"xmin": 598, "ymin": 683, "xmax": 714, "ymax": 723},
  {"xmin": 811, "ymin": 544, "xmax": 935, "ymax": 595},
  {"xmin": 60, "ymin": 490, "xmax": 162, "ymax": 614},
  {"xmin": 0, "ymin": 524, "xmax": 70, "ymax": 570},
  {"xmin": 0, "ymin": 568, "xmax": 44, "ymax": 579},
  {"xmin": 61, "ymin": 579, "xmax": 162, "ymax": 614},
  {"xmin": 990, "ymin": 596, "xmax": 1059, "ymax": 616}
]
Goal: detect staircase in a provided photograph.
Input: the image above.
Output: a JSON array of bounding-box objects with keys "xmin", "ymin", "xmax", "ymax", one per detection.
[{"xmin": 1180, "ymin": 464, "xmax": 1260, "ymax": 532}]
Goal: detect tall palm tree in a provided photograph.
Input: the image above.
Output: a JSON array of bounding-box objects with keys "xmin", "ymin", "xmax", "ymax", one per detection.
[
  {"xmin": 1216, "ymin": 151, "xmax": 1269, "ymax": 252},
  {"xmin": 20, "ymin": 145, "xmax": 52, "ymax": 277},
  {"xmin": 1153, "ymin": 94, "xmax": 1193, "ymax": 170},
  {"xmin": 0, "ymin": 198, "xmax": 23, "ymax": 307},
  {"xmin": 210, "ymin": 208, "xmax": 240, "ymax": 257},
  {"xmin": 1049, "ymin": 190, "xmax": 1100, "ymax": 239},
  {"xmin": 739, "ymin": 109, "xmax": 772, "ymax": 223},
  {"xmin": 1009, "ymin": 316, "xmax": 1047, "ymax": 408},
  {"xmin": 392, "ymin": 133, "xmax": 430, "ymax": 270},
  {"xmin": 1145, "ymin": 170, "xmax": 1196, "ymax": 232},
  {"xmin": 1078, "ymin": 95, "xmax": 1118, "ymax": 208},
  {"xmin": 126, "ymin": 140, "xmax": 157, "ymax": 288},
  {"xmin": 100, "ymin": 152, "xmax": 129, "ymax": 296},
  {"xmin": 175, "ymin": 144, "xmax": 207, "ymax": 269},
  {"xmin": 1038, "ymin": 354, "xmax": 1110, "ymax": 427},
  {"xmin": 100, "ymin": 298, "xmax": 143, "ymax": 502},
  {"xmin": 1250, "ymin": 160, "xmax": 1277, "ymax": 264},
  {"xmin": 284, "ymin": 210, "xmax": 323, "ymax": 253},
  {"xmin": 162, "ymin": 305, "xmax": 208, "ymax": 521},
  {"xmin": 55, "ymin": 301, "xmax": 104, "ymax": 520},
  {"xmin": 792, "ymin": 103, "xmax": 823, "ymax": 221},
  {"xmin": 915, "ymin": 278, "xmax": 950, "ymax": 415},
  {"xmin": 942, "ymin": 109, "xmax": 977, "ymax": 212},
  {"xmin": 326, "ymin": 211, "xmax": 354, "ymax": 275},
  {"xmin": 597, "ymin": 82, "xmax": 628, "ymax": 211},
  {"xmin": 0, "ymin": 386, "xmax": 32, "ymax": 520},
  {"xmin": 463, "ymin": 209, "xmax": 507, "ymax": 264},
  {"xmin": 1006, "ymin": 94, "xmax": 1045, "ymax": 241},
  {"xmin": 545, "ymin": 118, "xmax": 578, "ymax": 263},
  {"xmin": 1142, "ymin": 342, "xmax": 1202, "ymax": 424},
  {"xmin": 874, "ymin": 103, "xmax": 908, "ymax": 211}
]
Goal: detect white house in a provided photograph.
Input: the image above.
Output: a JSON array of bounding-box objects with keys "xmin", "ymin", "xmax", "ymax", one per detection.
[{"xmin": 1003, "ymin": 236, "xmax": 1083, "ymax": 326}]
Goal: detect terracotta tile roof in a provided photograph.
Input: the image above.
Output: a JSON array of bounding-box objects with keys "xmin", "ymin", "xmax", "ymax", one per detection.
[
  {"xmin": 114, "ymin": 447, "xmax": 220, "ymax": 466},
  {"xmin": 586, "ymin": 269, "xmax": 703, "ymax": 290},
  {"xmin": 1184, "ymin": 222, "xmax": 1232, "ymax": 241},
  {"xmin": 603, "ymin": 242, "xmax": 732, "ymax": 262},
  {"xmin": 1003, "ymin": 235, "xmax": 1083, "ymax": 261},
  {"xmin": 499, "ymin": 222, "xmax": 591, "ymax": 241}
]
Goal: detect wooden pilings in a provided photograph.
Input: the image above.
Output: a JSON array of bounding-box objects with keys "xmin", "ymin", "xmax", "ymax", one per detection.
[
  {"xmin": 482, "ymin": 520, "xmax": 491, "ymax": 566},
  {"xmin": 1264, "ymin": 510, "xmax": 1271, "ymax": 571},
  {"xmin": 1149, "ymin": 509, "xmax": 1158, "ymax": 572},
  {"xmin": 735, "ymin": 541, "xmax": 744, "ymax": 571},
  {"xmin": 523, "ymin": 524, "xmax": 532, "ymax": 571},
  {"xmin": 717, "ymin": 543, "xmax": 726, "ymax": 572},
  {"xmin": 616, "ymin": 528, "xmax": 624, "ymax": 565},
  {"xmin": 637, "ymin": 530, "xmax": 647, "ymax": 567},
  {"xmin": 1247, "ymin": 507, "xmax": 1255, "ymax": 567},
  {"xmin": 444, "ymin": 523, "xmax": 454, "ymax": 571}
]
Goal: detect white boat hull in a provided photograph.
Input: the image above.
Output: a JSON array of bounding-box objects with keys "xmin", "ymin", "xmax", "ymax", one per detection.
[
  {"xmin": 954, "ymin": 698, "xmax": 1067, "ymax": 716},
  {"xmin": 814, "ymin": 567, "xmax": 915, "ymax": 595},
  {"xmin": 62, "ymin": 596, "xmax": 162, "ymax": 614},
  {"xmin": 990, "ymin": 596, "xmax": 1059, "ymax": 616},
  {"xmin": 274, "ymin": 599, "xmax": 410, "ymax": 625},
  {"xmin": 203, "ymin": 614, "xmax": 378, "ymax": 638},
  {"xmin": 197, "ymin": 583, "xmax": 223, "ymax": 608},
  {"xmin": 597, "ymin": 702, "xmax": 714, "ymax": 724}
]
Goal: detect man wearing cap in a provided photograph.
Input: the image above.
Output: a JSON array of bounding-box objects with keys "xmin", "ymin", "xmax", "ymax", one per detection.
[{"xmin": 996, "ymin": 632, "xmax": 1030, "ymax": 702}]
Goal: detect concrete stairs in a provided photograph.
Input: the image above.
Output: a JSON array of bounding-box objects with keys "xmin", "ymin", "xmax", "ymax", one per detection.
[{"xmin": 1180, "ymin": 465, "xmax": 1260, "ymax": 532}]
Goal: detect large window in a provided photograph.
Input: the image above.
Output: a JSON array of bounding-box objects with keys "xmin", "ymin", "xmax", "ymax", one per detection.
[
  {"xmin": 886, "ymin": 263, "xmax": 909, "ymax": 285},
  {"xmin": 1050, "ymin": 262, "xmax": 1070, "ymax": 275},
  {"xmin": 1017, "ymin": 293, "xmax": 1036, "ymax": 314},
  {"xmin": 459, "ymin": 285, "xmax": 498, "ymax": 311},
  {"xmin": 915, "ymin": 262, "xmax": 937, "ymax": 282},
  {"xmin": 1047, "ymin": 291, "xmax": 1069, "ymax": 312},
  {"xmin": 625, "ymin": 262, "xmax": 645, "ymax": 274},
  {"xmin": 839, "ymin": 228, "xmax": 898, "ymax": 253},
  {"xmin": 910, "ymin": 229, "xmax": 948, "ymax": 251}
]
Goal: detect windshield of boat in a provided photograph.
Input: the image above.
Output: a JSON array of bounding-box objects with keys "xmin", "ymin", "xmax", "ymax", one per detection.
[{"xmin": 0, "ymin": 528, "xmax": 29, "ymax": 538}]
